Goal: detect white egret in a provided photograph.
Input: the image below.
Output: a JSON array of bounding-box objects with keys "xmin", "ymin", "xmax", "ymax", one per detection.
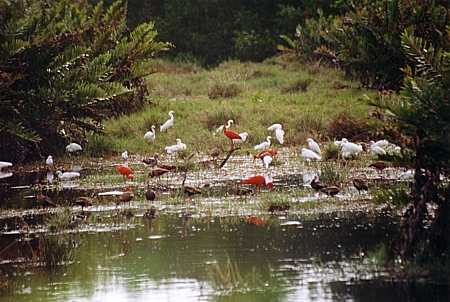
[
  {"xmin": 307, "ymin": 138, "xmax": 321, "ymax": 155},
  {"xmin": 144, "ymin": 125, "xmax": 156, "ymax": 142},
  {"xmin": 301, "ymin": 148, "xmax": 321, "ymax": 161},
  {"xmin": 254, "ymin": 136, "xmax": 271, "ymax": 151},
  {"xmin": 160, "ymin": 111, "xmax": 174, "ymax": 132}
]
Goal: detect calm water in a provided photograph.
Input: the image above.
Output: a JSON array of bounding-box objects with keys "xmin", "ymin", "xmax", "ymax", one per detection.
[{"xmin": 1, "ymin": 153, "xmax": 449, "ymax": 301}]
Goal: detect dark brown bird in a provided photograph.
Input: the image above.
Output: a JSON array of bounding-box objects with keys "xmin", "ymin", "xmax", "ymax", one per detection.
[
  {"xmin": 36, "ymin": 184, "xmax": 56, "ymax": 208},
  {"xmin": 71, "ymin": 196, "xmax": 93, "ymax": 210},
  {"xmin": 226, "ymin": 181, "xmax": 253, "ymax": 197},
  {"xmin": 369, "ymin": 161, "xmax": 387, "ymax": 174},
  {"xmin": 145, "ymin": 180, "xmax": 156, "ymax": 203},
  {"xmin": 210, "ymin": 148, "xmax": 221, "ymax": 160},
  {"xmin": 117, "ymin": 190, "xmax": 134, "ymax": 207},
  {"xmin": 158, "ymin": 163, "xmax": 177, "ymax": 172},
  {"xmin": 180, "ymin": 173, "xmax": 202, "ymax": 201},
  {"xmin": 353, "ymin": 178, "xmax": 368, "ymax": 194},
  {"xmin": 143, "ymin": 155, "xmax": 159, "ymax": 167},
  {"xmin": 311, "ymin": 176, "xmax": 327, "ymax": 191},
  {"xmin": 319, "ymin": 186, "xmax": 340, "ymax": 196},
  {"xmin": 148, "ymin": 168, "xmax": 170, "ymax": 179}
]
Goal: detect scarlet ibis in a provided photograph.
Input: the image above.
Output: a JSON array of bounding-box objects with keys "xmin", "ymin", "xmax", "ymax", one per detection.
[
  {"xmin": 216, "ymin": 119, "xmax": 234, "ymax": 133},
  {"xmin": 307, "ymin": 138, "xmax": 321, "ymax": 155},
  {"xmin": 353, "ymin": 178, "xmax": 368, "ymax": 194},
  {"xmin": 301, "ymin": 148, "xmax": 321, "ymax": 161},
  {"xmin": 122, "ymin": 151, "xmax": 128, "ymax": 161},
  {"xmin": 36, "ymin": 184, "xmax": 56, "ymax": 208},
  {"xmin": 66, "ymin": 143, "xmax": 82, "ymax": 153},
  {"xmin": 226, "ymin": 181, "xmax": 253, "ymax": 196},
  {"xmin": 46, "ymin": 156, "xmax": 53, "ymax": 167},
  {"xmin": 257, "ymin": 152, "xmax": 273, "ymax": 168},
  {"xmin": 145, "ymin": 180, "xmax": 156, "ymax": 203},
  {"xmin": 143, "ymin": 155, "xmax": 159, "ymax": 167},
  {"xmin": 340, "ymin": 139, "xmax": 363, "ymax": 158},
  {"xmin": 246, "ymin": 216, "xmax": 266, "ymax": 226},
  {"xmin": 180, "ymin": 173, "xmax": 202, "ymax": 201},
  {"xmin": 319, "ymin": 186, "xmax": 340, "ymax": 196},
  {"xmin": 310, "ymin": 176, "xmax": 326, "ymax": 191},
  {"xmin": 370, "ymin": 141, "xmax": 386, "ymax": 155},
  {"xmin": 144, "ymin": 125, "xmax": 156, "ymax": 142},
  {"xmin": 253, "ymin": 150, "xmax": 278, "ymax": 160},
  {"xmin": 160, "ymin": 110, "xmax": 174, "ymax": 132},
  {"xmin": 254, "ymin": 136, "xmax": 271, "ymax": 151},
  {"xmin": 369, "ymin": 161, "xmax": 387, "ymax": 174},
  {"xmin": 148, "ymin": 168, "xmax": 170, "ymax": 179},
  {"xmin": 72, "ymin": 196, "xmax": 93, "ymax": 210},
  {"xmin": 223, "ymin": 125, "xmax": 242, "ymax": 150},
  {"xmin": 117, "ymin": 165, "xmax": 134, "ymax": 181},
  {"xmin": 242, "ymin": 175, "xmax": 273, "ymax": 194}
]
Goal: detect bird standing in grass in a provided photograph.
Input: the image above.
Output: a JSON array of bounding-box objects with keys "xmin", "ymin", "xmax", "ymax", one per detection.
[
  {"xmin": 307, "ymin": 138, "xmax": 321, "ymax": 155},
  {"xmin": 72, "ymin": 196, "xmax": 93, "ymax": 210},
  {"xmin": 242, "ymin": 175, "xmax": 273, "ymax": 194},
  {"xmin": 301, "ymin": 148, "xmax": 321, "ymax": 161},
  {"xmin": 310, "ymin": 176, "xmax": 326, "ymax": 192},
  {"xmin": 36, "ymin": 184, "xmax": 56, "ymax": 208},
  {"xmin": 254, "ymin": 136, "xmax": 272, "ymax": 151},
  {"xmin": 117, "ymin": 189, "xmax": 134, "ymax": 208},
  {"xmin": 143, "ymin": 154, "xmax": 159, "ymax": 167},
  {"xmin": 144, "ymin": 125, "xmax": 156, "ymax": 143},
  {"xmin": 160, "ymin": 110, "xmax": 174, "ymax": 132},
  {"xmin": 180, "ymin": 173, "xmax": 202, "ymax": 202},
  {"xmin": 226, "ymin": 181, "xmax": 253, "ymax": 197},
  {"xmin": 117, "ymin": 165, "xmax": 134, "ymax": 182},
  {"xmin": 353, "ymin": 178, "xmax": 368, "ymax": 194},
  {"xmin": 268, "ymin": 124, "xmax": 284, "ymax": 144},
  {"xmin": 210, "ymin": 148, "xmax": 221, "ymax": 161},
  {"xmin": 369, "ymin": 161, "xmax": 387, "ymax": 175}
]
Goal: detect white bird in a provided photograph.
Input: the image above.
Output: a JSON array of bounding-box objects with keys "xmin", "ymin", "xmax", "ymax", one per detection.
[
  {"xmin": 334, "ymin": 140, "xmax": 343, "ymax": 147},
  {"xmin": 262, "ymin": 154, "xmax": 272, "ymax": 168},
  {"xmin": 399, "ymin": 169, "xmax": 414, "ymax": 180},
  {"xmin": 301, "ymin": 148, "xmax": 321, "ymax": 161},
  {"xmin": 307, "ymin": 138, "xmax": 321, "ymax": 155},
  {"xmin": 46, "ymin": 156, "xmax": 53, "ymax": 167},
  {"xmin": 0, "ymin": 161, "xmax": 13, "ymax": 172},
  {"xmin": 373, "ymin": 139, "xmax": 389, "ymax": 148},
  {"xmin": 216, "ymin": 119, "xmax": 234, "ymax": 133},
  {"xmin": 394, "ymin": 146, "xmax": 402, "ymax": 154},
  {"xmin": 267, "ymin": 124, "xmax": 284, "ymax": 144},
  {"xmin": 370, "ymin": 141, "xmax": 386, "ymax": 155},
  {"xmin": 66, "ymin": 143, "xmax": 82, "ymax": 153},
  {"xmin": 341, "ymin": 139, "xmax": 363, "ymax": 158},
  {"xmin": 254, "ymin": 136, "xmax": 271, "ymax": 151},
  {"xmin": 165, "ymin": 138, "xmax": 186, "ymax": 154},
  {"xmin": 160, "ymin": 110, "xmax": 174, "ymax": 132},
  {"xmin": 144, "ymin": 125, "xmax": 156, "ymax": 142},
  {"xmin": 233, "ymin": 132, "xmax": 248, "ymax": 144},
  {"xmin": 56, "ymin": 171, "xmax": 80, "ymax": 180},
  {"xmin": 122, "ymin": 151, "xmax": 128, "ymax": 161}
]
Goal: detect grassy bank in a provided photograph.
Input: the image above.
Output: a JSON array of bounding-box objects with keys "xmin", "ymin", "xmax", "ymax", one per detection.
[{"xmin": 88, "ymin": 54, "xmax": 375, "ymax": 158}]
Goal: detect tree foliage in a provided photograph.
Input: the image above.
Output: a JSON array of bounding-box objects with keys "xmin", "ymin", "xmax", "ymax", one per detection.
[
  {"xmin": 368, "ymin": 28, "xmax": 450, "ymax": 265},
  {"xmin": 0, "ymin": 0, "xmax": 171, "ymax": 162}
]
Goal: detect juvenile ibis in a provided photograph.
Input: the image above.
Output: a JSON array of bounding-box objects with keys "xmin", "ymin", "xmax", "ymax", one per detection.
[
  {"xmin": 72, "ymin": 196, "xmax": 93, "ymax": 210},
  {"xmin": 36, "ymin": 184, "xmax": 56, "ymax": 208},
  {"xmin": 353, "ymin": 178, "xmax": 368, "ymax": 194},
  {"xmin": 369, "ymin": 161, "xmax": 387, "ymax": 174},
  {"xmin": 254, "ymin": 136, "xmax": 271, "ymax": 151},
  {"xmin": 242, "ymin": 175, "xmax": 273, "ymax": 194},
  {"xmin": 180, "ymin": 173, "xmax": 202, "ymax": 201},
  {"xmin": 145, "ymin": 180, "xmax": 156, "ymax": 203},
  {"xmin": 319, "ymin": 186, "xmax": 340, "ymax": 196},
  {"xmin": 307, "ymin": 138, "xmax": 321, "ymax": 155},
  {"xmin": 144, "ymin": 125, "xmax": 156, "ymax": 142},
  {"xmin": 310, "ymin": 176, "xmax": 326, "ymax": 191},
  {"xmin": 160, "ymin": 110, "xmax": 174, "ymax": 132},
  {"xmin": 223, "ymin": 125, "xmax": 242, "ymax": 150},
  {"xmin": 301, "ymin": 148, "xmax": 321, "ymax": 161},
  {"xmin": 117, "ymin": 165, "xmax": 134, "ymax": 181}
]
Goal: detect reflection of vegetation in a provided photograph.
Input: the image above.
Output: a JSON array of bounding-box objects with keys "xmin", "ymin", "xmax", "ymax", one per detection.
[
  {"xmin": 38, "ymin": 234, "xmax": 76, "ymax": 268},
  {"xmin": 44, "ymin": 209, "xmax": 74, "ymax": 232}
]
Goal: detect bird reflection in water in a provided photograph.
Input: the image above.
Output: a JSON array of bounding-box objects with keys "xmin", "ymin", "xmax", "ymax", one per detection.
[{"xmin": 144, "ymin": 206, "xmax": 156, "ymax": 234}]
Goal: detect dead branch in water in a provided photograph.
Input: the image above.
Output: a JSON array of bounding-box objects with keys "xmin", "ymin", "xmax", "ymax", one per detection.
[{"xmin": 219, "ymin": 147, "xmax": 240, "ymax": 168}]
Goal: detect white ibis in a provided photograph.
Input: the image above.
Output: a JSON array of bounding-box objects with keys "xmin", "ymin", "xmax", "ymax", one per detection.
[
  {"xmin": 254, "ymin": 136, "xmax": 271, "ymax": 151},
  {"xmin": 307, "ymin": 138, "xmax": 321, "ymax": 155},
  {"xmin": 160, "ymin": 110, "xmax": 174, "ymax": 132},
  {"xmin": 66, "ymin": 143, "xmax": 82, "ymax": 153},
  {"xmin": 268, "ymin": 124, "xmax": 284, "ymax": 144},
  {"xmin": 301, "ymin": 148, "xmax": 321, "ymax": 161},
  {"xmin": 216, "ymin": 119, "xmax": 234, "ymax": 133},
  {"xmin": 144, "ymin": 125, "xmax": 156, "ymax": 142},
  {"xmin": 370, "ymin": 141, "xmax": 386, "ymax": 155},
  {"xmin": 46, "ymin": 156, "xmax": 53, "ymax": 167}
]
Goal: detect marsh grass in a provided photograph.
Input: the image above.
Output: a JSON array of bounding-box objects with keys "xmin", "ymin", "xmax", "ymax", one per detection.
[{"xmin": 97, "ymin": 54, "xmax": 374, "ymax": 158}]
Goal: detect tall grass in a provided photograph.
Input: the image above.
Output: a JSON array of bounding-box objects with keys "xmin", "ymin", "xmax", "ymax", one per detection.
[{"xmin": 99, "ymin": 54, "xmax": 374, "ymax": 158}]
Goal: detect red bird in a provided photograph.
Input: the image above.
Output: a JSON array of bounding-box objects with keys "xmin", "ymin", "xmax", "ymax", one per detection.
[
  {"xmin": 223, "ymin": 125, "xmax": 242, "ymax": 150},
  {"xmin": 117, "ymin": 165, "xmax": 134, "ymax": 182},
  {"xmin": 242, "ymin": 175, "xmax": 273, "ymax": 194},
  {"xmin": 253, "ymin": 150, "xmax": 278, "ymax": 160}
]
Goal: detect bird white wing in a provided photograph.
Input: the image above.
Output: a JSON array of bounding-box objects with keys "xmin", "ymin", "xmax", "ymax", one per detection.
[
  {"xmin": 301, "ymin": 148, "xmax": 321, "ymax": 160},
  {"xmin": 307, "ymin": 139, "xmax": 321, "ymax": 155},
  {"xmin": 275, "ymin": 129, "xmax": 284, "ymax": 144},
  {"xmin": 268, "ymin": 123, "xmax": 282, "ymax": 131}
]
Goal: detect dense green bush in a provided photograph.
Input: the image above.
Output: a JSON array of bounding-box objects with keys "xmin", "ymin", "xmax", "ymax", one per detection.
[{"xmin": 0, "ymin": 0, "xmax": 170, "ymax": 162}]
